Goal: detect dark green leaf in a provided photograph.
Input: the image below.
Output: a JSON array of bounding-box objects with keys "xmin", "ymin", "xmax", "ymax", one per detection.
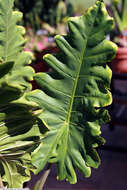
[{"xmin": 27, "ymin": 0, "xmax": 117, "ymax": 184}]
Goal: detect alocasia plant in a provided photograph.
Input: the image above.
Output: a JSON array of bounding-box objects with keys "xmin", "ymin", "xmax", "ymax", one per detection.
[{"xmin": 0, "ymin": 0, "xmax": 117, "ymax": 188}]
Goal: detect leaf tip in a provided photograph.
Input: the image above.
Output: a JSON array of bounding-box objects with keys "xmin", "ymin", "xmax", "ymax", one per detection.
[
  {"xmin": 54, "ymin": 34, "xmax": 61, "ymax": 41},
  {"xmin": 13, "ymin": 10, "xmax": 23, "ymax": 20},
  {"xmin": 43, "ymin": 53, "xmax": 51, "ymax": 60}
]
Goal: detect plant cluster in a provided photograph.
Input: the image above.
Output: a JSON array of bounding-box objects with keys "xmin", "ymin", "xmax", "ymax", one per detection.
[
  {"xmin": 14, "ymin": 0, "xmax": 74, "ymax": 31},
  {"xmin": 14, "ymin": 0, "xmax": 74, "ymax": 55},
  {"xmin": 14, "ymin": 0, "xmax": 43, "ymax": 30},
  {"xmin": 0, "ymin": 0, "xmax": 117, "ymax": 188}
]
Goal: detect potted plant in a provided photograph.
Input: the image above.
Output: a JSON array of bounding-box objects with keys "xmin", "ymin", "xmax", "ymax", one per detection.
[
  {"xmin": 110, "ymin": 0, "xmax": 127, "ymax": 73},
  {"xmin": 0, "ymin": 0, "xmax": 117, "ymax": 189}
]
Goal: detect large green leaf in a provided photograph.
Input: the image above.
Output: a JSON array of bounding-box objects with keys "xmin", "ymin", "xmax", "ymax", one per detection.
[
  {"xmin": 0, "ymin": 0, "xmax": 45, "ymax": 187},
  {"xmin": 27, "ymin": 0, "xmax": 117, "ymax": 184}
]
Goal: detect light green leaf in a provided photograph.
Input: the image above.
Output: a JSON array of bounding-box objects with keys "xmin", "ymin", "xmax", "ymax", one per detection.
[
  {"xmin": 0, "ymin": 0, "xmax": 25, "ymax": 62},
  {"xmin": 1, "ymin": 154, "xmax": 33, "ymax": 188},
  {"xmin": 27, "ymin": 0, "xmax": 117, "ymax": 184},
  {"xmin": 0, "ymin": 0, "xmax": 45, "ymax": 187}
]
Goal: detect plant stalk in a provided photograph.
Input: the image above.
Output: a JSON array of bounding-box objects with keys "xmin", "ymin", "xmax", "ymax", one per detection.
[
  {"xmin": 121, "ymin": 0, "xmax": 126, "ymax": 20},
  {"xmin": 33, "ymin": 163, "xmax": 52, "ymax": 190}
]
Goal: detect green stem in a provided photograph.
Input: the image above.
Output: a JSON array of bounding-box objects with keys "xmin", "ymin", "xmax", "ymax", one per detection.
[
  {"xmin": 33, "ymin": 163, "xmax": 52, "ymax": 190},
  {"xmin": 121, "ymin": 0, "xmax": 126, "ymax": 20},
  {"xmin": 112, "ymin": 4, "xmax": 122, "ymax": 32}
]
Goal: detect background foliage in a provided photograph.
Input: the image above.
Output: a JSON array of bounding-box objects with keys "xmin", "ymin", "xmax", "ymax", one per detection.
[
  {"xmin": 67, "ymin": 0, "xmax": 111, "ymax": 14},
  {"xmin": 14, "ymin": 0, "xmax": 74, "ymax": 31}
]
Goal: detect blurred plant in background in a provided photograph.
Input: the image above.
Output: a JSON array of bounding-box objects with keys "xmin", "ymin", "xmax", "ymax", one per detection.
[
  {"xmin": 110, "ymin": 0, "xmax": 127, "ymax": 46},
  {"xmin": 14, "ymin": 0, "xmax": 74, "ymax": 33},
  {"xmin": 14, "ymin": 0, "xmax": 43, "ymax": 31},
  {"xmin": 111, "ymin": 0, "xmax": 127, "ymax": 33},
  {"xmin": 66, "ymin": 0, "xmax": 110, "ymax": 14},
  {"xmin": 108, "ymin": 0, "xmax": 127, "ymax": 74},
  {"xmin": 14, "ymin": 0, "xmax": 74, "ymax": 55}
]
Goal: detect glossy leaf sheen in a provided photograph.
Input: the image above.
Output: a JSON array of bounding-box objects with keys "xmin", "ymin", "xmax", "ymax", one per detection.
[{"xmin": 27, "ymin": 0, "xmax": 117, "ymax": 184}]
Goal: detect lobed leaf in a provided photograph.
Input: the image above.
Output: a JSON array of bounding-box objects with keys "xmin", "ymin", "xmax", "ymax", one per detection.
[
  {"xmin": 0, "ymin": 0, "xmax": 44, "ymax": 187},
  {"xmin": 1, "ymin": 154, "xmax": 33, "ymax": 188},
  {"xmin": 27, "ymin": 0, "xmax": 117, "ymax": 184}
]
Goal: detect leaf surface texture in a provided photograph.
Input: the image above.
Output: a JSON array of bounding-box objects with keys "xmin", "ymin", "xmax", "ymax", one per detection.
[{"xmin": 27, "ymin": 0, "xmax": 117, "ymax": 184}]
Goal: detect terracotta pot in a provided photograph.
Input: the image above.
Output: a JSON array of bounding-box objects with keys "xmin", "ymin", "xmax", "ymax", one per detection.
[{"xmin": 111, "ymin": 46, "xmax": 127, "ymax": 73}]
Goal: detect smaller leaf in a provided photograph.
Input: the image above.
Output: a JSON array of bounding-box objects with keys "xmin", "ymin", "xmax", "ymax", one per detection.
[{"xmin": 1, "ymin": 153, "xmax": 34, "ymax": 188}]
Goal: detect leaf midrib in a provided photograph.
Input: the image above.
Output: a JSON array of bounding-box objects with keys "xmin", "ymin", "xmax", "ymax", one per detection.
[
  {"xmin": 58, "ymin": 40, "xmax": 87, "ymax": 171},
  {"xmin": 62, "ymin": 3, "xmax": 100, "ymax": 162},
  {"xmin": 65, "ymin": 4, "xmax": 100, "ymax": 125},
  {"xmin": 66, "ymin": 41, "xmax": 87, "ymax": 124}
]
